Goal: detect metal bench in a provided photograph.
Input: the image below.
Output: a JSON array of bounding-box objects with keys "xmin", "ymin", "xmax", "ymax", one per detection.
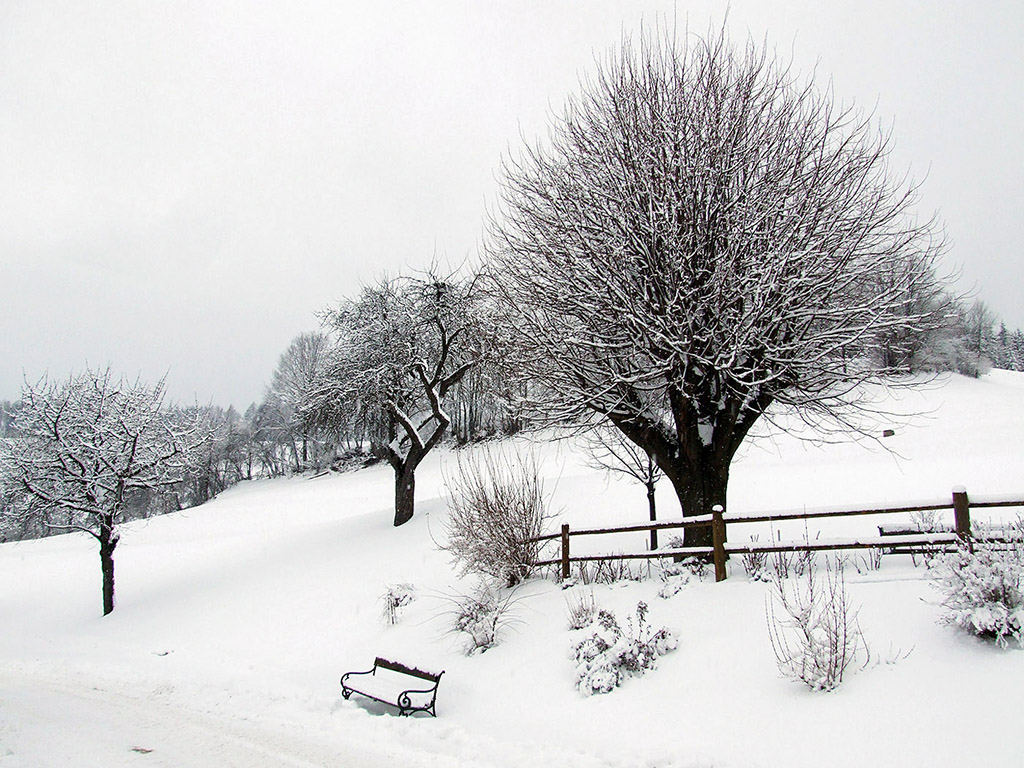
[{"xmin": 340, "ymin": 657, "xmax": 444, "ymax": 717}]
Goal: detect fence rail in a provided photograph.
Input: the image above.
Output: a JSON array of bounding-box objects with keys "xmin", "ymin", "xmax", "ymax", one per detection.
[
  {"xmin": 527, "ymin": 514, "xmax": 714, "ymax": 544},
  {"xmin": 531, "ymin": 487, "xmax": 1024, "ymax": 582}
]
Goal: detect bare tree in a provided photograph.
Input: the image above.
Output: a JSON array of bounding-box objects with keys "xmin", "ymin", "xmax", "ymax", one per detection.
[
  {"xmin": 488, "ymin": 27, "xmax": 946, "ymax": 546},
  {"xmin": 305, "ymin": 270, "xmax": 488, "ymax": 526},
  {"xmin": 0, "ymin": 400, "xmax": 16, "ymax": 438},
  {"xmin": 267, "ymin": 331, "xmax": 328, "ymax": 471},
  {"xmin": 960, "ymin": 299, "xmax": 997, "ymax": 378},
  {"xmin": 584, "ymin": 426, "xmax": 663, "ymax": 550},
  {"xmin": 871, "ymin": 252, "xmax": 961, "ymax": 374},
  {"xmin": 0, "ymin": 368, "xmax": 208, "ymax": 615}
]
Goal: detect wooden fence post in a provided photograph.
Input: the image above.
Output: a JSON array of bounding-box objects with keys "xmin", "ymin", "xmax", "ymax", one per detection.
[
  {"xmin": 952, "ymin": 485, "xmax": 972, "ymax": 552},
  {"xmin": 712, "ymin": 504, "xmax": 727, "ymax": 582},
  {"xmin": 561, "ymin": 523, "xmax": 570, "ymax": 581}
]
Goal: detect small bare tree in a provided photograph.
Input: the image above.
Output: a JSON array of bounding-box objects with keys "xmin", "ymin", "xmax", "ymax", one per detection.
[
  {"xmin": 488, "ymin": 26, "xmax": 947, "ymax": 546},
  {"xmin": 584, "ymin": 425, "xmax": 663, "ymax": 549},
  {"xmin": 0, "ymin": 368, "xmax": 209, "ymax": 615}
]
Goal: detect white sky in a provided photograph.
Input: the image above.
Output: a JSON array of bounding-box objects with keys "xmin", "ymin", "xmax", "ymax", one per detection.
[{"xmin": 2, "ymin": 0, "xmax": 1022, "ymax": 408}]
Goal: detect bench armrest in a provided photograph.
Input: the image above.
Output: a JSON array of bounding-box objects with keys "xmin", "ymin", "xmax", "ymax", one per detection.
[
  {"xmin": 399, "ymin": 683, "xmax": 438, "ymax": 697},
  {"xmin": 340, "ymin": 667, "xmax": 375, "ymax": 686}
]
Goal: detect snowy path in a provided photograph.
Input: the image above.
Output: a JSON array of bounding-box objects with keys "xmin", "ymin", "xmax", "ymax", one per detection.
[
  {"xmin": 0, "ymin": 667, "xmax": 617, "ymax": 768},
  {"xmin": 0, "ymin": 670, "xmax": 440, "ymax": 768}
]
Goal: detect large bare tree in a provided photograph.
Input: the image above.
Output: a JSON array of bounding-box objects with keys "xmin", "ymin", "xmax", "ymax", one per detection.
[
  {"xmin": 305, "ymin": 271, "xmax": 488, "ymax": 526},
  {"xmin": 0, "ymin": 368, "xmax": 208, "ymax": 615},
  {"xmin": 488, "ymin": 28, "xmax": 946, "ymax": 546}
]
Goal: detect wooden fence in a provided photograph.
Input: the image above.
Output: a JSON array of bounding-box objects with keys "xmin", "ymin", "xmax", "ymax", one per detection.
[{"xmin": 526, "ymin": 486, "xmax": 1024, "ymax": 582}]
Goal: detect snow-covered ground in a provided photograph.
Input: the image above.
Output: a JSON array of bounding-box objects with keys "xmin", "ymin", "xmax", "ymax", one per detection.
[{"xmin": 3, "ymin": 372, "xmax": 1024, "ymax": 767}]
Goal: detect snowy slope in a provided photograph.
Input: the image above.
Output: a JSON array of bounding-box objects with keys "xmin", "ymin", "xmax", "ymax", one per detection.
[{"xmin": 2, "ymin": 372, "xmax": 1024, "ymax": 767}]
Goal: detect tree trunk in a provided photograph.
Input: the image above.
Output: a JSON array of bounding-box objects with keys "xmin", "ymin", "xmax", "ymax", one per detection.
[
  {"xmin": 98, "ymin": 518, "xmax": 118, "ymax": 616},
  {"xmin": 661, "ymin": 452, "xmax": 730, "ymax": 550},
  {"xmin": 646, "ymin": 480, "xmax": 658, "ymax": 550},
  {"xmin": 393, "ymin": 461, "xmax": 417, "ymax": 527},
  {"xmin": 607, "ymin": 405, "xmax": 730, "ymax": 551}
]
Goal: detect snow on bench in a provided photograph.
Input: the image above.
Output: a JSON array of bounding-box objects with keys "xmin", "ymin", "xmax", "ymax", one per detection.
[{"xmin": 340, "ymin": 657, "xmax": 444, "ymax": 717}]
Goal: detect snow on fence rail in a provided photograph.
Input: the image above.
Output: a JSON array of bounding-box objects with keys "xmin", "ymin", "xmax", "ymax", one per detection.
[{"xmin": 525, "ymin": 487, "xmax": 1024, "ymax": 583}]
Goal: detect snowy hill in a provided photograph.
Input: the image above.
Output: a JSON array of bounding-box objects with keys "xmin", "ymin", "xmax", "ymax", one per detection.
[{"xmin": 3, "ymin": 373, "xmax": 1024, "ymax": 767}]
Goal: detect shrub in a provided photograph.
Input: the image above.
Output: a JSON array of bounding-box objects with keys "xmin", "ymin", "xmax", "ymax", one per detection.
[
  {"xmin": 573, "ymin": 557, "xmax": 648, "ymax": 585},
  {"xmin": 447, "ymin": 581, "xmax": 521, "ymax": 655},
  {"xmin": 565, "ymin": 588, "xmax": 598, "ymax": 630},
  {"xmin": 442, "ymin": 446, "xmax": 553, "ymax": 587},
  {"xmin": 571, "ymin": 601, "xmax": 678, "ymax": 695},
  {"xmin": 930, "ymin": 523, "xmax": 1024, "ymax": 648},
  {"xmin": 770, "ymin": 548, "xmax": 795, "ymax": 581},
  {"xmin": 380, "ymin": 583, "xmax": 416, "ymax": 625},
  {"xmin": 740, "ymin": 535, "xmax": 771, "ymax": 582},
  {"xmin": 766, "ymin": 555, "xmax": 869, "ymax": 691},
  {"xmin": 910, "ymin": 509, "xmax": 946, "ymax": 569},
  {"xmin": 769, "ymin": 528, "xmax": 817, "ymax": 581},
  {"xmin": 657, "ymin": 557, "xmax": 707, "ymax": 598}
]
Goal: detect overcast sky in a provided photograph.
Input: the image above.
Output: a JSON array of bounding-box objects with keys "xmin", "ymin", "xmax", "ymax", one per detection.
[{"xmin": 2, "ymin": 0, "xmax": 1022, "ymax": 408}]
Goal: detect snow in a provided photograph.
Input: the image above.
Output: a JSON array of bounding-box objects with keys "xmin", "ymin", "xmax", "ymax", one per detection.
[
  {"xmin": 3, "ymin": 372, "xmax": 1024, "ymax": 767},
  {"xmin": 698, "ymin": 419, "xmax": 714, "ymax": 447}
]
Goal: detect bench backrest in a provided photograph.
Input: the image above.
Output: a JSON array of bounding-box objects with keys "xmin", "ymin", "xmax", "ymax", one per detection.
[{"xmin": 374, "ymin": 657, "xmax": 443, "ymax": 683}]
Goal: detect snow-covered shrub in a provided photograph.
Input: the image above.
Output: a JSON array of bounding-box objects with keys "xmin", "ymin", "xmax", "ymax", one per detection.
[
  {"xmin": 447, "ymin": 582, "xmax": 521, "ymax": 655},
  {"xmin": 664, "ymin": 534, "xmax": 684, "ymax": 551},
  {"xmin": 794, "ymin": 544, "xmax": 815, "ymax": 577},
  {"xmin": 766, "ymin": 530, "xmax": 803, "ymax": 581},
  {"xmin": 766, "ymin": 555, "xmax": 869, "ymax": 691},
  {"xmin": 930, "ymin": 526, "xmax": 1024, "ymax": 648},
  {"xmin": 770, "ymin": 548, "xmax": 795, "ymax": 581},
  {"xmin": 769, "ymin": 529, "xmax": 816, "ymax": 580},
  {"xmin": 380, "ymin": 582, "xmax": 416, "ymax": 625},
  {"xmin": 565, "ymin": 588, "xmax": 598, "ymax": 630},
  {"xmin": 910, "ymin": 509, "xmax": 945, "ymax": 569},
  {"xmin": 575, "ymin": 557, "xmax": 647, "ymax": 585},
  {"xmin": 676, "ymin": 556, "xmax": 709, "ymax": 579},
  {"xmin": 657, "ymin": 574, "xmax": 689, "ymax": 599},
  {"xmin": 851, "ymin": 548, "xmax": 883, "ymax": 575},
  {"xmin": 662, "ymin": 537, "xmax": 710, "ymax": 580},
  {"xmin": 911, "ymin": 509, "xmax": 943, "ymax": 533},
  {"xmin": 571, "ymin": 602, "xmax": 678, "ymax": 695},
  {"xmin": 656, "ymin": 557, "xmax": 707, "ymax": 598},
  {"xmin": 442, "ymin": 447, "xmax": 553, "ymax": 587},
  {"xmin": 740, "ymin": 535, "xmax": 771, "ymax": 581}
]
